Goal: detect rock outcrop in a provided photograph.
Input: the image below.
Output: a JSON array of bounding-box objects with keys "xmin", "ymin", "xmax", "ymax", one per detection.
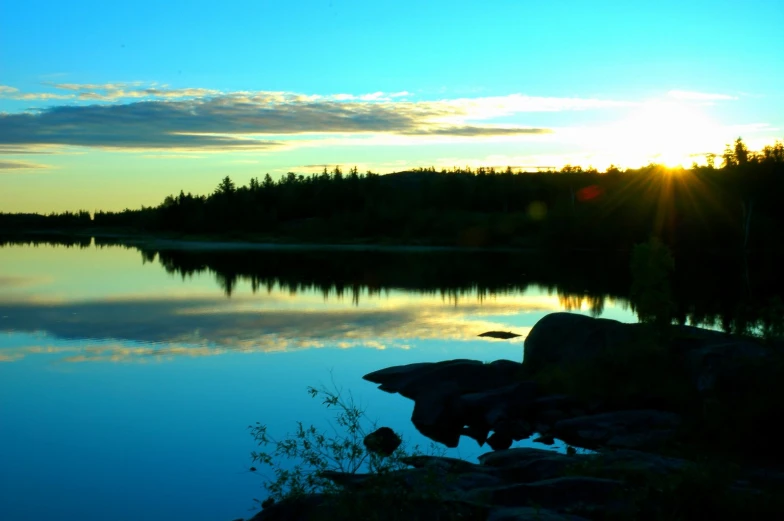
[
  {"xmin": 245, "ymin": 312, "xmax": 784, "ymax": 521},
  {"xmin": 523, "ymin": 311, "xmax": 771, "ymax": 394},
  {"xmin": 250, "ymin": 447, "xmax": 745, "ymax": 520}
]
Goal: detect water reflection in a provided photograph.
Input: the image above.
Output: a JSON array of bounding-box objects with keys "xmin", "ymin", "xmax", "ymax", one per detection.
[
  {"xmin": 2, "ymin": 239, "xmax": 781, "ymax": 521},
  {"xmin": 3, "ymin": 237, "xmax": 783, "ymax": 352},
  {"xmin": 0, "ymin": 292, "xmax": 563, "ymax": 362},
  {"xmin": 3, "ymin": 241, "xmax": 629, "ymax": 521},
  {"xmin": 0, "ymin": 240, "xmax": 636, "ymax": 364}
]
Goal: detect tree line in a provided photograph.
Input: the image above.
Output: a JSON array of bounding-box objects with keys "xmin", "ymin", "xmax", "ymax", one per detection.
[{"xmin": 2, "ymin": 138, "xmax": 783, "ymax": 252}]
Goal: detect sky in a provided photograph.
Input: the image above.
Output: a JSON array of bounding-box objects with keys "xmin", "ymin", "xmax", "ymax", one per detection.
[{"xmin": 1, "ymin": 0, "xmax": 783, "ymax": 213}]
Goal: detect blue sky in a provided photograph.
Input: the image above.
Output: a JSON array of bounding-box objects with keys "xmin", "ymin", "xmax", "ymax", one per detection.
[{"xmin": 1, "ymin": 0, "xmax": 782, "ymax": 212}]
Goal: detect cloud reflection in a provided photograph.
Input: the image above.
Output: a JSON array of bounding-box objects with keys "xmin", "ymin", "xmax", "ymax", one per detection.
[
  {"xmin": 0, "ymin": 275, "xmax": 51, "ymax": 288},
  {"xmin": 0, "ymin": 291, "xmax": 555, "ymax": 362}
]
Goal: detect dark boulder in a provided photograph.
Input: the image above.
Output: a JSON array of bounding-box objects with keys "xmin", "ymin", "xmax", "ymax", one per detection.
[
  {"xmin": 363, "ymin": 427, "xmax": 402, "ymax": 456},
  {"xmin": 523, "ymin": 312, "xmax": 647, "ymax": 372},
  {"xmin": 523, "ymin": 312, "xmax": 772, "ymax": 396}
]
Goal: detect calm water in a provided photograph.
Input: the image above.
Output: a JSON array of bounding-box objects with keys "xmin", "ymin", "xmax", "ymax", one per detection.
[{"xmin": 0, "ymin": 241, "xmax": 638, "ymax": 521}]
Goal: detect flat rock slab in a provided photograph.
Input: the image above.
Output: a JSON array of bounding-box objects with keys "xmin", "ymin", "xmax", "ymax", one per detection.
[
  {"xmin": 488, "ymin": 506, "xmax": 590, "ymax": 521},
  {"xmin": 479, "ymin": 448, "xmax": 574, "ymax": 483},
  {"xmin": 364, "ymin": 359, "xmax": 523, "ymax": 401},
  {"xmin": 364, "ymin": 359, "xmax": 532, "ymax": 447},
  {"xmin": 487, "ymin": 507, "xmax": 588, "ymax": 521},
  {"xmin": 479, "ymin": 447, "xmax": 571, "ymax": 468},
  {"xmin": 553, "ymin": 410, "xmax": 681, "ymax": 450},
  {"xmin": 466, "ymin": 476, "xmax": 625, "ymax": 509},
  {"xmin": 260, "ymin": 446, "xmax": 721, "ymax": 521},
  {"xmin": 480, "ymin": 331, "xmax": 523, "ymax": 339},
  {"xmin": 585, "ymin": 449, "xmax": 689, "ymax": 477}
]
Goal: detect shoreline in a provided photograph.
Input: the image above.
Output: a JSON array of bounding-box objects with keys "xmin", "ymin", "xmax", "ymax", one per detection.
[
  {"xmin": 3, "ymin": 229, "xmax": 771, "ymax": 256},
  {"xmin": 0, "ymin": 229, "xmax": 590, "ymax": 254}
]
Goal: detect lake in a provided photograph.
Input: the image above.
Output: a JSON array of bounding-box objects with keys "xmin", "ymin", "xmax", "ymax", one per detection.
[{"xmin": 0, "ymin": 238, "xmax": 764, "ymax": 521}]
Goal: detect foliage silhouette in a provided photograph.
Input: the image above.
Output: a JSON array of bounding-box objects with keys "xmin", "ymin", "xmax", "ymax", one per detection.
[
  {"xmin": 3, "ymin": 138, "xmax": 783, "ymax": 252},
  {"xmin": 248, "ymin": 383, "xmax": 457, "ymax": 521}
]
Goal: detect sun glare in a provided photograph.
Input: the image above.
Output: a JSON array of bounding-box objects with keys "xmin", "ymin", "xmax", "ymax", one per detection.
[{"xmin": 603, "ymin": 101, "xmax": 720, "ymax": 168}]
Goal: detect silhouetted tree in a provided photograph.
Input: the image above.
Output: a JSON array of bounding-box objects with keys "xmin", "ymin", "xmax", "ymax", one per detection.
[{"xmin": 4, "ymin": 137, "xmax": 784, "ymax": 252}]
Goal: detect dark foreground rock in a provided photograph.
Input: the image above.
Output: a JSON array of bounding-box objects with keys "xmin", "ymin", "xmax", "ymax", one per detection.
[
  {"xmin": 242, "ymin": 312, "xmax": 784, "ymax": 521},
  {"xmin": 523, "ymin": 311, "xmax": 771, "ymax": 394},
  {"xmin": 361, "ymin": 313, "xmax": 777, "ymax": 455},
  {"xmin": 248, "ymin": 446, "xmax": 770, "ymax": 521},
  {"xmin": 364, "ymin": 359, "xmax": 532, "ymax": 447},
  {"xmin": 487, "ymin": 507, "xmax": 590, "ymax": 521},
  {"xmin": 250, "ymin": 494, "xmax": 329, "ymax": 521},
  {"xmin": 362, "ymin": 357, "xmax": 680, "ymax": 454}
]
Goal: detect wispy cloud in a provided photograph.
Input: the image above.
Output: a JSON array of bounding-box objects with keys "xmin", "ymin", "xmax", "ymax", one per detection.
[
  {"xmin": 2, "ymin": 83, "xmax": 413, "ymax": 104},
  {"xmin": 442, "ymin": 94, "xmax": 636, "ymax": 119},
  {"xmin": 1, "ymin": 82, "xmax": 222, "ymax": 103},
  {"xmin": 0, "ymin": 95, "xmax": 553, "ymax": 151},
  {"xmin": 667, "ymin": 90, "xmax": 738, "ymax": 101},
  {"xmin": 17, "ymin": 92, "xmax": 75, "ymax": 101},
  {"xmin": 0, "ymin": 146, "xmax": 57, "ymax": 155},
  {"xmin": 52, "ymin": 82, "xmax": 145, "ymax": 91},
  {"xmin": 0, "ymin": 160, "xmax": 50, "ymax": 170},
  {"xmin": 141, "ymin": 153, "xmax": 204, "ymax": 159},
  {"xmin": 0, "ymin": 84, "xmax": 639, "ymax": 151},
  {"xmin": 74, "ymin": 86, "xmax": 222, "ymax": 101},
  {"xmin": 401, "ymin": 125, "xmax": 551, "ymax": 136},
  {"xmin": 1, "ymin": 84, "xmax": 76, "ymax": 101}
]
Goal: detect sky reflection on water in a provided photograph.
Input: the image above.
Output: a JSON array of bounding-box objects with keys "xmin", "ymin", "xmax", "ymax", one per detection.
[{"xmin": 0, "ymin": 243, "xmax": 636, "ymax": 521}]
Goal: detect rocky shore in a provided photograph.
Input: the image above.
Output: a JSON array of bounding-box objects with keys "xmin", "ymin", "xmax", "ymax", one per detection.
[{"xmin": 248, "ymin": 312, "xmax": 784, "ymax": 520}]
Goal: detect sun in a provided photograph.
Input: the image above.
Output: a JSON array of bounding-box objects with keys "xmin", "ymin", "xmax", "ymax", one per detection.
[{"xmin": 604, "ymin": 100, "xmax": 721, "ymax": 168}]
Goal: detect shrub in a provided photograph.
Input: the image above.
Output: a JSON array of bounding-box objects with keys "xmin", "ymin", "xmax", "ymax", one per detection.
[{"xmin": 248, "ymin": 382, "xmax": 457, "ymax": 520}]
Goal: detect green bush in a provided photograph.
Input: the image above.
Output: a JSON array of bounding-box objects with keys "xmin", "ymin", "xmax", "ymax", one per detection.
[{"xmin": 248, "ymin": 383, "xmax": 460, "ymax": 520}]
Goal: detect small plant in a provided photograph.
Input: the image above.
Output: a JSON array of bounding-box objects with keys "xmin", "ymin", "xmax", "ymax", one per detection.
[{"xmin": 248, "ymin": 380, "xmax": 453, "ymax": 520}]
